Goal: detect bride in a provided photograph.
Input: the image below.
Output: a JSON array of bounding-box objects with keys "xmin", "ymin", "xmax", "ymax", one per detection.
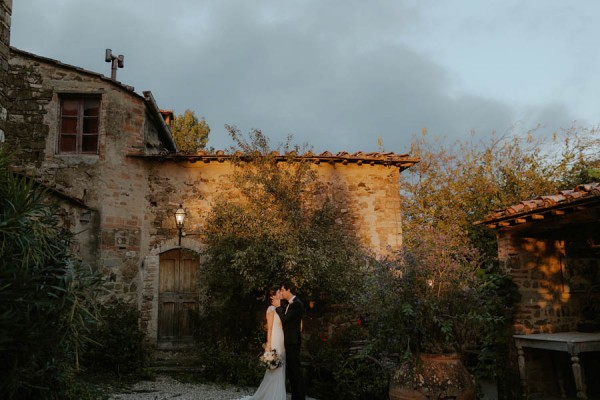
[{"xmin": 240, "ymin": 286, "xmax": 286, "ymax": 400}]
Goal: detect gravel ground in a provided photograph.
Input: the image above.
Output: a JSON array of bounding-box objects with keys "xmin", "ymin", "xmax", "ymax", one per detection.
[{"xmin": 107, "ymin": 375, "xmax": 317, "ymax": 400}]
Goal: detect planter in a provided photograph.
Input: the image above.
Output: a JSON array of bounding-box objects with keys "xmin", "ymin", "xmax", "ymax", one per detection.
[{"xmin": 389, "ymin": 353, "xmax": 476, "ymax": 400}]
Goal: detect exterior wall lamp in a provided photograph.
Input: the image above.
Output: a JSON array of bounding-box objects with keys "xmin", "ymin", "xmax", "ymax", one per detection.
[{"xmin": 175, "ymin": 204, "xmax": 186, "ymax": 246}]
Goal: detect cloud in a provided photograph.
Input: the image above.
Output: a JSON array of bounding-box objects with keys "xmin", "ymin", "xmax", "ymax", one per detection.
[{"xmin": 10, "ymin": 1, "xmax": 587, "ymax": 153}]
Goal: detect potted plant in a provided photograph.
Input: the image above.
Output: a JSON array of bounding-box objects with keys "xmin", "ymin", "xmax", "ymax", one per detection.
[{"xmin": 357, "ymin": 227, "xmax": 496, "ymax": 399}]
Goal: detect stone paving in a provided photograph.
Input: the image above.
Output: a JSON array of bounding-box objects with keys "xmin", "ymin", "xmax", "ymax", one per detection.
[{"xmin": 107, "ymin": 374, "xmax": 319, "ymax": 400}]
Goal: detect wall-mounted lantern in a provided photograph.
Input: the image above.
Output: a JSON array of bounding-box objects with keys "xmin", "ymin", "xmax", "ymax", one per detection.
[{"xmin": 175, "ymin": 204, "xmax": 186, "ymax": 246}]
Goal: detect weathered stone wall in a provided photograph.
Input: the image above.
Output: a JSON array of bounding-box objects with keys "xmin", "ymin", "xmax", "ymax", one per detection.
[
  {"xmin": 142, "ymin": 160, "xmax": 402, "ymax": 253},
  {"xmin": 6, "ymin": 51, "xmax": 158, "ymax": 302},
  {"xmin": 6, "ymin": 52, "xmax": 52, "ymax": 164},
  {"xmin": 498, "ymin": 233, "xmax": 577, "ymax": 334},
  {"xmin": 498, "ymin": 227, "xmax": 599, "ymax": 335},
  {"xmin": 0, "ymin": 0, "xmax": 10, "ymax": 145},
  {"xmin": 51, "ymin": 197, "xmax": 100, "ymax": 267}
]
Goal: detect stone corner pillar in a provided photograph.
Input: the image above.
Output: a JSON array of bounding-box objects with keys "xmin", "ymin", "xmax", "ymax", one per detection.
[{"xmin": 0, "ymin": 0, "xmax": 12, "ymax": 144}]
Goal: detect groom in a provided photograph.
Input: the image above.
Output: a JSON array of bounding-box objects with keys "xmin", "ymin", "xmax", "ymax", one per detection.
[{"xmin": 273, "ymin": 280, "xmax": 305, "ymax": 400}]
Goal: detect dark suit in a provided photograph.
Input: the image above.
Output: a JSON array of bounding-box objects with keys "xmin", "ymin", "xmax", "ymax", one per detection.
[{"xmin": 276, "ymin": 296, "xmax": 305, "ymax": 400}]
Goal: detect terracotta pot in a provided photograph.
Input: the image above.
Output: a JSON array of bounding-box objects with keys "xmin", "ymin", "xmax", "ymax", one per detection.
[
  {"xmin": 388, "ymin": 384, "xmax": 427, "ymax": 400},
  {"xmin": 389, "ymin": 353, "xmax": 476, "ymax": 400}
]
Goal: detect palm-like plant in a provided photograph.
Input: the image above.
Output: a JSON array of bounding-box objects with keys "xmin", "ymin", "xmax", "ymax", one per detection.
[{"xmin": 0, "ymin": 148, "xmax": 102, "ymax": 399}]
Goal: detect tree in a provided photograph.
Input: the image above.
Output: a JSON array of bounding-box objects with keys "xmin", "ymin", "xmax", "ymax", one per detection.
[
  {"xmin": 552, "ymin": 125, "xmax": 600, "ymax": 187},
  {"xmin": 401, "ymin": 126, "xmax": 600, "ymax": 266},
  {"xmin": 197, "ymin": 128, "xmax": 366, "ymax": 374},
  {"xmin": 204, "ymin": 126, "xmax": 365, "ymax": 299},
  {"xmin": 396, "ymin": 125, "xmax": 599, "ymax": 398},
  {"xmin": 171, "ymin": 109, "xmax": 210, "ymax": 154}
]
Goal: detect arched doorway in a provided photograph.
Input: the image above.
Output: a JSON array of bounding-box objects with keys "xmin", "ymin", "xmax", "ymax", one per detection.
[{"xmin": 158, "ymin": 248, "xmax": 199, "ymax": 348}]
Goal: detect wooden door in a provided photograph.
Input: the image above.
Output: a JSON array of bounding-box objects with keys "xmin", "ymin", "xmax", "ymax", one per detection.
[{"xmin": 158, "ymin": 249, "xmax": 199, "ymax": 346}]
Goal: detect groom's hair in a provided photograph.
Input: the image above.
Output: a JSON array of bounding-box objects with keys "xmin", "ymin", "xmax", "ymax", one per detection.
[{"xmin": 281, "ymin": 280, "xmax": 297, "ymax": 295}]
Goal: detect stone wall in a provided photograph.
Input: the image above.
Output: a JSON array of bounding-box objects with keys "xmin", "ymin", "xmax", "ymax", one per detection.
[
  {"xmin": 142, "ymin": 160, "xmax": 402, "ymax": 252},
  {"xmin": 0, "ymin": 0, "xmax": 11, "ymax": 144},
  {"xmin": 496, "ymin": 221, "xmax": 600, "ymax": 398},
  {"xmin": 6, "ymin": 50, "xmax": 159, "ymax": 303},
  {"xmin": 498, "ymin": 233, "xmax": 577, "ymax": 334},
  {"xmin": 6, "ymin": 52, "xmax": 52, "ymax": 164},
  {"xmin": 497, "ymin": 227, "xmax": 599, "ymax": 334}
]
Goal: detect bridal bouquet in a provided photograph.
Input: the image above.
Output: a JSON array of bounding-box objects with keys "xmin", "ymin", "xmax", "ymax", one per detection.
[{"xmin": 259, "ymin": 349, "xmax": 283, "ymax": 370}]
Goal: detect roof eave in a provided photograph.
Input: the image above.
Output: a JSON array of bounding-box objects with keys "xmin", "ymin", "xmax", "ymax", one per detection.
[
  {"xmin": 126, "ymin": 152, "xmax": 419, "ymax": 170},
  {"xmin": 143, "ymin": 91, "xmax": 177, "ymax": 152},
  {"xmin": 475, "ymin": 195, "xmax": 600, "ymax": 229}
]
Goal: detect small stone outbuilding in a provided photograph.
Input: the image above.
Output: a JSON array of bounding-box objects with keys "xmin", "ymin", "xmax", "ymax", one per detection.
[{"xmin": 480, "ymin": 183, "xmax": 600, "ymax": 398}]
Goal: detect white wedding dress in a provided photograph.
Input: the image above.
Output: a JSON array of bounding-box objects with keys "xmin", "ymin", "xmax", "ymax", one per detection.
[{"xmin": 240, "ymin": 305, "xmax": 286, "ymax": 400}]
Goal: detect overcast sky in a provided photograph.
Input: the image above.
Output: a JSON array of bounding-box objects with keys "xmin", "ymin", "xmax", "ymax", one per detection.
[{"xmin": 10, "ymin": 1, "xmax": 600, "ymax": 153}]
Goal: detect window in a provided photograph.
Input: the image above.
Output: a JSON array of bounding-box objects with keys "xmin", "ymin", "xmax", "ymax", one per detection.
[{"xmin": 59, "ymin": 96, "xmax": 100, "ymax": 154}]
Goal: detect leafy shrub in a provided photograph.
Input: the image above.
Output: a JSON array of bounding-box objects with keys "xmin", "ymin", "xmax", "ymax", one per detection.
[
  {"xmin": 357, "ymin": 229, "xmax": 502, "ymax": 357},
  {"xmin": 305, "ymin": 323, "xmax": 389, "ymax": 400},
  {"xmin": 354, "ymin": 233, "xmax": 521, "ymax": 397},
  {"xmin": 193, "ymin": 338, "xmax": 264, "ymax": 386},
  {"xmin": 84, "ymin": 300, "xmax": 149, "ymax": 377},
  {"xmin": 0, "ymin": 149, "xmax": 103, "ymax": 399}
]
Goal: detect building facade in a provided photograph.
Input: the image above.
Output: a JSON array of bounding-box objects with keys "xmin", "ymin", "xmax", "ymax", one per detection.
[{"xmin": 5, "ymin": 47, "xmax": 419, "ymax": 346}]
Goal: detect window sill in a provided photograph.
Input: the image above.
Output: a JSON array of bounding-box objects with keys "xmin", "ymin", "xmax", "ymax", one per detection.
[{"xmin": 55, "ymin": 153, "xmax": 100, "ymax": 165}]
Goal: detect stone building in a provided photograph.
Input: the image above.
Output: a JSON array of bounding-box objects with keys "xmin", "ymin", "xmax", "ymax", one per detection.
[
  {"xmin": 4, "ymin": 47, "xmax": 419, "ymax": 347},
  {"xmin": 480, "ymin": 183, "xmax": 600, "ymax": 398},
  {"xmin": 481, "ymin": 183, "xmax": 600, "ymax": 334}
]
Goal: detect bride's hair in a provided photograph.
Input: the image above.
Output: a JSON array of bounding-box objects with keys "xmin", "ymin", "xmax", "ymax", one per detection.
[{"xmin": 268, "ymin": 285, "xmax": 280, "ymax": 301}]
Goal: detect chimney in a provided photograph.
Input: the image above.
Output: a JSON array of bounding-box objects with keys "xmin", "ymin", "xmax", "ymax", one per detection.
[{"xmin": 105, "ymin": 49, "xmax": 124, "ymax": 80}]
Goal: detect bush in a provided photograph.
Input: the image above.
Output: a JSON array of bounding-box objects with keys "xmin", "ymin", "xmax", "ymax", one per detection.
[
  {"xmin": 0, "ymin": 148, "xmax": 103, "ymax": 399},
  {"xmin": 84, "ymin": 300, "xmax": 149, "ymax": 377},
  {"xmin": 193, "ymin": 338, "xmax": 263, "ymax": 386},
  {"xmin": 305, "ymin": 323, "xmax": 389, "ymax": 400},
  {"xmin": 353, "ymin": 234, "xmax": 521, "ymax": 397},
  {"xmin": 356, "ymin": 229, "xmax": 503, "ymax": 357}
]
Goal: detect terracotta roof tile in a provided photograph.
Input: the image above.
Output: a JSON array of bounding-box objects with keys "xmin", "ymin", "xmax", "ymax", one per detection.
[
  {"xmin": 478, "ymin": 182, "xmax": 600, "ymax": 227},
  {"xmin": 127, "ymin": 150, "xmax": 420, "ymax": 170}
]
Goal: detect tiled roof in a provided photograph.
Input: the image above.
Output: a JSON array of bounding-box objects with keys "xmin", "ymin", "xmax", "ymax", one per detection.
[
  {"xmin": 127, "ymin": 150, "xmax": 420, "ymax": 170},
  {"xmin": 478, "ymin": 182, "xmax": 600, "ymax": 228}
]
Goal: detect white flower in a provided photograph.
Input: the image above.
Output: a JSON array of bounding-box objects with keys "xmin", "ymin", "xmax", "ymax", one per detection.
[{"xmin": 259, "ymin": 349, "xmax": 282, "ymax": 370}]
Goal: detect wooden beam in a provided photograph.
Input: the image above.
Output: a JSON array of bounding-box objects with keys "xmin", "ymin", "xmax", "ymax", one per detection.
[
  {"xmin": 486, "ymin": 223, "xmax": 497, "ymax": 229},
  {"xmin": 515, "ymin": 218, "xmax": 526, "ymax": 224},
  {"xmin": 552, "ymin": 210, "xmax": 565, "ymax": 216},
  {"xmin": 499, "ymin": 221, "xmax": 511, "ymax": 227},
  {"xmin": 531, "ymin": 214, "xmax": 544, "ymax": 220}
]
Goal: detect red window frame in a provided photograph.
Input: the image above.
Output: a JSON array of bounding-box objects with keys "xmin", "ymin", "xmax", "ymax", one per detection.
[{"xmin": 59, "ymin": 96, "xmax": 100, "ymax": 154}]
